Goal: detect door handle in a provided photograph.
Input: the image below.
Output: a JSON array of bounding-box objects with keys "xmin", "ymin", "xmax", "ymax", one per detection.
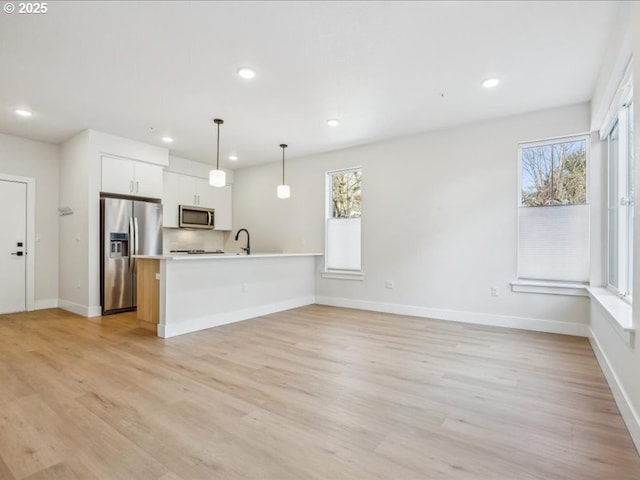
[
  {"xmin": 129, "ymin": 217, "xmax": 135, "ymax": 273},
  {"xmin": 131, "ymin": 217, "xmax": 139, "ymax": 273},
  {"xmin": 134, "ymin": 217, "xmax": 139, "ymax": 255},
  {"xmin": 11, "ymin": 251, "xmax": 24, "ymax": 256}
]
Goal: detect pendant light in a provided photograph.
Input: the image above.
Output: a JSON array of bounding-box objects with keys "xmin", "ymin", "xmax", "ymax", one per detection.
[
  {"xmin": 209, "ymin": 118, "xmax": 226, "ymax": 187},
  {"xmin": 277, "ymin": 143, "xmax": 290, "ymax": 199}
]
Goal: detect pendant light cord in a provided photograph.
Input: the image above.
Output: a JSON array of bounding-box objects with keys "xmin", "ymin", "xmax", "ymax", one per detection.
[
  {"xmin": 213, "ymin": 118, "xmax": 224, "ymax": 171},
  {"xmin": 280, "ymin": 143, "xmax": 287, "ymax": 184},
  {"xmin": 216, "ymin": 122, "xmax": 220, "ymax": 170}
]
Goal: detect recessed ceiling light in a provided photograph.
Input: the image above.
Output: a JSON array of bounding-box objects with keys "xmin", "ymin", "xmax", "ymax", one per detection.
[
  {"xmin": 228, "ymin": 154, "xmax": 238, "ymax": 161},
  {"xmin": 481, "ymin": 78, "xmax": 500, "ymax": 88},
  {"xmin": 327, "ymin": 119, "xmax": 340, "ymax": 127},
  {"xmin": 15, "ymin": 109, "xmax": 32, "ymax": 117},
  {"xmin": 237, "ymin": 67, "xmax": 256, "ymax": 79},
  {"xmin": 161, "ymin": 136, "xmax": 173, "ymax": 143}
]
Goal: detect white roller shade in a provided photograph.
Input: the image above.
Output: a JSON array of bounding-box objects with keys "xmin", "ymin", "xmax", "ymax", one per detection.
[
  {"xmin": 518, "ymin": 204, "xmax": 590, "ymax": 282},
  {"xmin": 326, "ymin": 217, "xmax": 361, "ymax": 271}
]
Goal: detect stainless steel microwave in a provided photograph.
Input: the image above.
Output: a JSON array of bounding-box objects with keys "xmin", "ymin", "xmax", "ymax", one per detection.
[{"xmin": 179, "ymin": 205, "xmax": 215, "ymax": 229}]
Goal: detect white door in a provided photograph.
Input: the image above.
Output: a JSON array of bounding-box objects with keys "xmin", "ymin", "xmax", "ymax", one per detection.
[{"xmin": 0, "ymin": 180, "xmax": 26, "ymax": 313}]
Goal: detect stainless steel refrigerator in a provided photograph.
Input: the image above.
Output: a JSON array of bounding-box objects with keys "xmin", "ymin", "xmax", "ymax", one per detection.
[{"xmin": 100, "ymin": 194, "xmax": 162, "ymax": 315}]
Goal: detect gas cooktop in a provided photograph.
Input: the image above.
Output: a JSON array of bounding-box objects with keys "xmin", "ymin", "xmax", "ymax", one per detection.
[{"xmin": 169, "ymin": 249, "xmax": 224, "ymax": 255}]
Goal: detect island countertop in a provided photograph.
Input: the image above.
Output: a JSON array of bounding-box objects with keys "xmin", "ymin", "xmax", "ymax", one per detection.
[
  {"xmin": 134, "ymin": 253, "xmax": 321, "ymax": 338},
  {"xmin": 133, "ymin": 252, "xmax": 323, "ymax": 260}
]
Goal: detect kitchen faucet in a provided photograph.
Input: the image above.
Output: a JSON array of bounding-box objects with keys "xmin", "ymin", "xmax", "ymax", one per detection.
[{"xmin": 235, "ymin": 228, "xmax": 250, "ymax": 255}]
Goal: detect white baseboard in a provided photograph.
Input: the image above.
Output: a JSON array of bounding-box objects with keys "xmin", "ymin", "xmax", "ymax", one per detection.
[
  {"xmin": 58, "ymin": 299, "xmax": 102, "ymax": 318},
  {"xmin": 589, "ymin": 329, "xmax": 640, "ymax": 455},
  {"xmin": 34, "ymin": 298, "xmax": 58, "ymax": 310},
  {"xmin": 314, "ymin": 296, "xmax": 589, "ymax": 337},
  {"xmin": 159, "ymin": 296, "xmax": 316, "ymax": 338}
]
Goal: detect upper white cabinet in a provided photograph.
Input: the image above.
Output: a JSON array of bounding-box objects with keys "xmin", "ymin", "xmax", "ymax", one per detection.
[
  {"xmin": 162, "ymin": 171, "xmax": 232, "ymax": 230},
  {"xmin": 101, "ymin": 155, "xmax": 163, "ymax": 199},
  {"xmin": 210, "ymin": 183, "xmax": 232, "ymax": 231},
  {"xmin": 163, "ymin": 172, "xmax": 194, "ymax": 227}
]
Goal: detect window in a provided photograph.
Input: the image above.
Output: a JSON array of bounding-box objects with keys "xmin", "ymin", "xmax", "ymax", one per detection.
[
  {"xmin": 520, "ymin": 139, "xmax": 587, "ymax": 206},
  {"xmin": 325, "ymin": 168, "xmax": 362, "ymax": 274},
  {"xmin": 606, "ymin": 94, "xmax": 634, "ymax": 299},
  {"xmin": 517, "ymin": 136, "xmax": 590, "ymax": 284}
]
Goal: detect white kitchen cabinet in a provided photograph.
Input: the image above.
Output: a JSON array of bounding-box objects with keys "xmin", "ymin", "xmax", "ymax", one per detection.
[
  {"xmin": 162, "ymin": 171, "xmax": 232, "ymax": 230},
  {"xmin": 101, "ymin": 155, "xmax": 163, "ymax": 199},
  {"xmin": 193, "ymin": 178, "xmax": 232, "ymax": 230},
  {"xmin": 162, "ymin": 171, "xmax": 194, "ymax": 227},
  {"xmin": 211, "ymin": 184, "xmax": 232, "ymax": 231},
  {"xmin": 134, "ymin": 161, "xmax": 164, "ymax": 198},
  {"xmin": 194, "ymin": 177, "xmax": 214, "ymax": 207}
]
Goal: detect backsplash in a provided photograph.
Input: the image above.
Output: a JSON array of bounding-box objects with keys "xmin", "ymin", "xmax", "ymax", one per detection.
[{"xmin": 163, "ymin": 228, "xmax": 225, "ymax": 253}]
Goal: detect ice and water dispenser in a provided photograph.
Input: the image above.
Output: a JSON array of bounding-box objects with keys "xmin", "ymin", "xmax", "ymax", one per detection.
[{"xmin": 109, "ymin": 232, "xmax": 129, "ymax": 258}]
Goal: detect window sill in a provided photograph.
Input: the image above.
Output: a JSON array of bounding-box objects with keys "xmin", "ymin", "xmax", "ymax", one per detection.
[
  {"xmin": 321, "ymin": 270, "xmax": 365, "ymax": 281},
  {"xmin": 510, "ymin": 279, "xmax": 589, "ymax": 297},
  {"xmin": 587, "ymin": 287, "xmax": 635, "ymax": 346}
]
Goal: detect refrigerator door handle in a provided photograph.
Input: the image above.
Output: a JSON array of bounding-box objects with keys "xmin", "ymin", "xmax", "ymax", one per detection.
[
  {"xmin": 133, "ymin": 217, "xmax": 139, "ymax": 271},
  {"xmin": 129, "ymin": 217, "xmax": 135, "ymax": 274}
]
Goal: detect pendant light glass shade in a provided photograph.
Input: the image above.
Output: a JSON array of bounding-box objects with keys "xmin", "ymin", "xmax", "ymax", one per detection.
[
  {"xmin": 277, "ymin": 184, "xmax": 290, "ymax": 199},
  {"xmin": 277, "ymin": 143, "xmax": 290, "ymax": 199},
  {"xmin": 209, "ymin": 169, "xmax": 226, "ymax": 187},
  {"xmin": 209, "ymin": 118, "xmax": 226, "ymax": 187}
]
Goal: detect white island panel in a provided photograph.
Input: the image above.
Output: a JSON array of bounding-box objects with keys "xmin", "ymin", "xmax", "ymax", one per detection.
[{"xmin": 158, "ymin": 254, "xmax": 317, "ymax": 338}]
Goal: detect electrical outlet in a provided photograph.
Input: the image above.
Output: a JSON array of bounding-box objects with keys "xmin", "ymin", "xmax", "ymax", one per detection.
[
  {"xmin": 491, "ymin": 286, "xmax": 499, "ymax": 297},
  {"xmin": 385, "ymin": 280, "xmax": 394, "ymax": 290}
]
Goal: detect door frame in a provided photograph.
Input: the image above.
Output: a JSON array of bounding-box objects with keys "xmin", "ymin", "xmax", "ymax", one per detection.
[{"xmin": 0, "ymin": 173, "xmax": 35, "ymax": 311}]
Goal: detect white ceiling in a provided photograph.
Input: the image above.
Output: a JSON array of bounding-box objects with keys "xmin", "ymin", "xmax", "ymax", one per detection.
[{"xmin": 0, "ymin": 1, "xmax": 618, "ymax": 169}]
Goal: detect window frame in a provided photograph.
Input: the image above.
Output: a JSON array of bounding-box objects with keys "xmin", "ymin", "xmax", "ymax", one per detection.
[
  {"xmin": 606, "ymin": 88, "xmax": 634, "ymax": 301},
  {"xmin": 323, "ymin": 166, "xmax": 363, "ymax": 279},
  {"xmin": 514, "ymin": 133, "xmax": 590, "ymax": 291}
]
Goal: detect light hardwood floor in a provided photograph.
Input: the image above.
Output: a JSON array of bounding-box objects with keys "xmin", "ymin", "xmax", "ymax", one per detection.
[{"xmin": 0, "ymin": 305, "xmax": 639, "ymax": 479}]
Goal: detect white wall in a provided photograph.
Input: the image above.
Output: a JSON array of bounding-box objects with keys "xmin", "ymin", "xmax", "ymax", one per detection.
[
  {"xmin": 0, "ymin": 132, "xmax": 59, "ymax": 308},
  {"xmin": 233, "ymin": 103, "xmax": 591, "ymax": 335},
  {"xmin": 590, "ymin": 300, "xmax": 640, "ymax": 451},
  {"xmin": 59, "ymin": 130, "xmax": 91, "ymax": 314},
  {"xmin": 588, "ymin": 1, "xmax": 640, "ymax": 453}
]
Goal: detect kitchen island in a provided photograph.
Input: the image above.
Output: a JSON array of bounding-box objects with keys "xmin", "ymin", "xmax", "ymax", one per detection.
[{"xmin": 133, "ymin": 253, "xmax": 322, "ymax": 338}]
